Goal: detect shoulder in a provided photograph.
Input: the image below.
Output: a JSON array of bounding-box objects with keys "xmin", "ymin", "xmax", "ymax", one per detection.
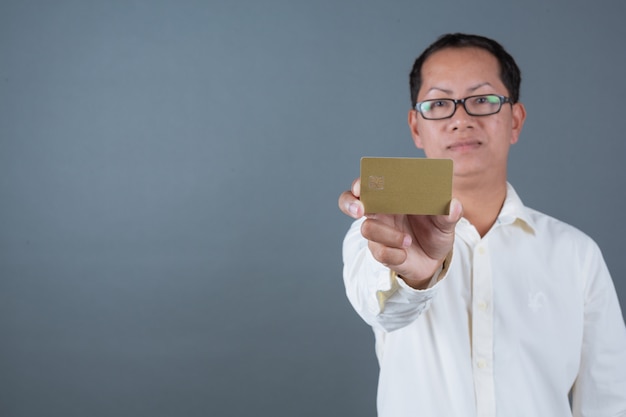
[{"xmin": 524, "ymin": 206, "xmax": 601, "ymax": 254}]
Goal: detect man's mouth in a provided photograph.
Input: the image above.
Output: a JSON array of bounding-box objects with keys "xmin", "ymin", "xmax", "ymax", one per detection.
[{"xmin": 447, "ymin": 140, "xmax": 482, "ymax": 151}]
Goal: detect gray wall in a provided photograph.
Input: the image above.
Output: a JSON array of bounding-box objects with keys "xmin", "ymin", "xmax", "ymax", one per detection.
[{"xmin": 1, "ymin": 1, "xmax": 624, "ymax": 416}]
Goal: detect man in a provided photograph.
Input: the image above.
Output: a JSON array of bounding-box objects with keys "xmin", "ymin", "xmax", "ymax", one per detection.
[{"xmin": 338, "ymin": 33, "xmax": 626, "ymax": 417}]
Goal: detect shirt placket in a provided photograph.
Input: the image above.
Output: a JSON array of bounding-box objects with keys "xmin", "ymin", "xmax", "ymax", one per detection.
[{"xmin": 471, "ymin": 237, "xmax": 496, "ymax": 417}]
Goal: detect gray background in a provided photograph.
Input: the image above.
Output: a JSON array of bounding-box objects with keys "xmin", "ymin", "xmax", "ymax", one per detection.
[{"xmin": 1, "ymin": 1, "xmax": 624, "ymax": 416}]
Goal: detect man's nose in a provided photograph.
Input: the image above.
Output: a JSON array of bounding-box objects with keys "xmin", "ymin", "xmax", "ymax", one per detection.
[{"xmin": 450, "ymin": 103, "xmax": 474, "ymax": 128}]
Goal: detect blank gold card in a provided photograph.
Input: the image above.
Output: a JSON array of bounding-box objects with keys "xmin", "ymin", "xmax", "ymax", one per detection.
[{"xmin": 360, "ymin": 157, "xmax": 453, "ymax": 215}]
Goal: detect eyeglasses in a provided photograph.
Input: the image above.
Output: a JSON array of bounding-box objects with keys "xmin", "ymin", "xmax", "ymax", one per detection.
[{"xmin": 415, "ymin": 94, "xmax": 512, "ymax": 120}]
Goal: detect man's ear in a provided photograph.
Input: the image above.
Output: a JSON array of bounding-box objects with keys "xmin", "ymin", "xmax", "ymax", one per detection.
[
  {"xmin": 408, "ymin": 110, "xmax": 424, "ymax": 149},
  {"xmin": 510, "ymin": 102, "xmax": 527, "ymax": 145}
]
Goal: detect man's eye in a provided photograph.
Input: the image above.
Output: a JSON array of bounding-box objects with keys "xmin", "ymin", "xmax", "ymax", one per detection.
[
  {"xmin": 473, "ymin": 95, "xmax": 500, "ymax": 105},
  {"xmin": 420, "ymin": 100, "xmax": 451, "ymax": 113}
]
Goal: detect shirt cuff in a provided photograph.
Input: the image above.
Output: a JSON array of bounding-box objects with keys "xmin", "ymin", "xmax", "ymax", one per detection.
[{"xmin": 376, "ymin": 251, "xmax": 453, "ymax": 308}]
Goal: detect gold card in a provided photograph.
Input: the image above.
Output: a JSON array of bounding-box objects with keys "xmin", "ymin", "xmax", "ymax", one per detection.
[{"xmin": 360, "ymin": 157, "xmax": 453, "ymax": 215}]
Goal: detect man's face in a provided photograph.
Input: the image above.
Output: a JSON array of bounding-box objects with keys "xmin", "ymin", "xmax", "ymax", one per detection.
[{"xmin": 408, "ymin": 47, "xmax": 526, "ymax": 182}]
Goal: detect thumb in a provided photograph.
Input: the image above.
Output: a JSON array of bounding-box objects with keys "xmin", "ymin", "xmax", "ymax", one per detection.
[
  {"xmin": 447, "ymin": 198, "xmax": 464, "ymax": 224},
  {"xmin": 432, "ymin": 198, "xmax": 463, "ymax": 233}
]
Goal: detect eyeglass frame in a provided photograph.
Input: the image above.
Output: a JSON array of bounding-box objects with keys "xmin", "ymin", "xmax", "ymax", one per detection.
[{"xmin": 414, "ymin": 94, "xmax": 513, "ymax": 120}]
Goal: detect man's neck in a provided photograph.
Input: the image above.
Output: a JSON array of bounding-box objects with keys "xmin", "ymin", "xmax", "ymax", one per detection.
[{"xmin": 453, "ymin": 176, "xmax": 508, "ymax": 238}]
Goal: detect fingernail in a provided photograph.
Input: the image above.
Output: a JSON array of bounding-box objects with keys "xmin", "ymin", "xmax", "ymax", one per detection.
[
  {"xmin": 348, "ymin": 203, "xmax": 359, "ymax": 216},
  {"xmin": 402, "ymin": 235, "xmax": 412, "ymax": 248}
]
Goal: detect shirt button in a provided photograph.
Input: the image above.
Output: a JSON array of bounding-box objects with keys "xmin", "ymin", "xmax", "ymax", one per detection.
[
  {"xmin": 478, "ymin": 247, "xmax": 486, "ymax": 255},
  {"xmin": 477, "ymin": 301, "xmax": 488, "ymax": 311},
  {"xmin": 477, "ymin": 359, "xmax": 488, "ymax": 369}
]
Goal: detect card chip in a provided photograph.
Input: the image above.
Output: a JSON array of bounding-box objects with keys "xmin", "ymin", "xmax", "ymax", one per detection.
[{"xmin": 368, "ymin": 176, "xmax": 385, "ymax": 190}]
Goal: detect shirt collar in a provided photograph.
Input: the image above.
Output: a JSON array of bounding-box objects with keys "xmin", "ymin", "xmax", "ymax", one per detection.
[
  {"xmin": 497, "ymin": 183, "xmax": 536, "ymax": 233},
  {"xmin": 456, "ymin": 183, "xmax": 536, "ymax": 237}
]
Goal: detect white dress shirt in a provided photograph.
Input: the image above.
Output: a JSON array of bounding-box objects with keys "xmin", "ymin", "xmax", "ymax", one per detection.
[{"xmin": 343, "ymin": 184, "xmax": 626, "ymax": 417}]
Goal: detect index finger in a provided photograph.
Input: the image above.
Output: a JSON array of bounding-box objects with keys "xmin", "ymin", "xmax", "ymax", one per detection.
[
  {"xmin": 351, "ymin": 177, "xmax": 361, "ymax": 198},
  {"xmin": 338, "ymin": 177, "xmax": 364, "ymax": 219}
]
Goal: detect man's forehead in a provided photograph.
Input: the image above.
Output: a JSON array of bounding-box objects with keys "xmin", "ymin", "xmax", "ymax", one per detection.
[
  {"xmin": 419, "ymin": 48, "xmax": 502, "ymax": 93},
  {"xmin": 422, "ymin": 46, "xmax": 499, "ymax": 72}
]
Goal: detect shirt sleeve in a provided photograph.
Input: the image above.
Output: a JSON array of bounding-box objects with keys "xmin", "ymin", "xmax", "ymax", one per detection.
[
  {"xmin": 342, "ymin": 218, "xmax": 451, "ymax": 332},
  {"xmin": 571, "ymin": 240, "xmax": 626, "ymax": 416}
]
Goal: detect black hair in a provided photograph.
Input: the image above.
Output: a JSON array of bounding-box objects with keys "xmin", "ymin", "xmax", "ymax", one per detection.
[{"xmin": 409, "ymin": 33, "xmax": 521, "ymax": 108}]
